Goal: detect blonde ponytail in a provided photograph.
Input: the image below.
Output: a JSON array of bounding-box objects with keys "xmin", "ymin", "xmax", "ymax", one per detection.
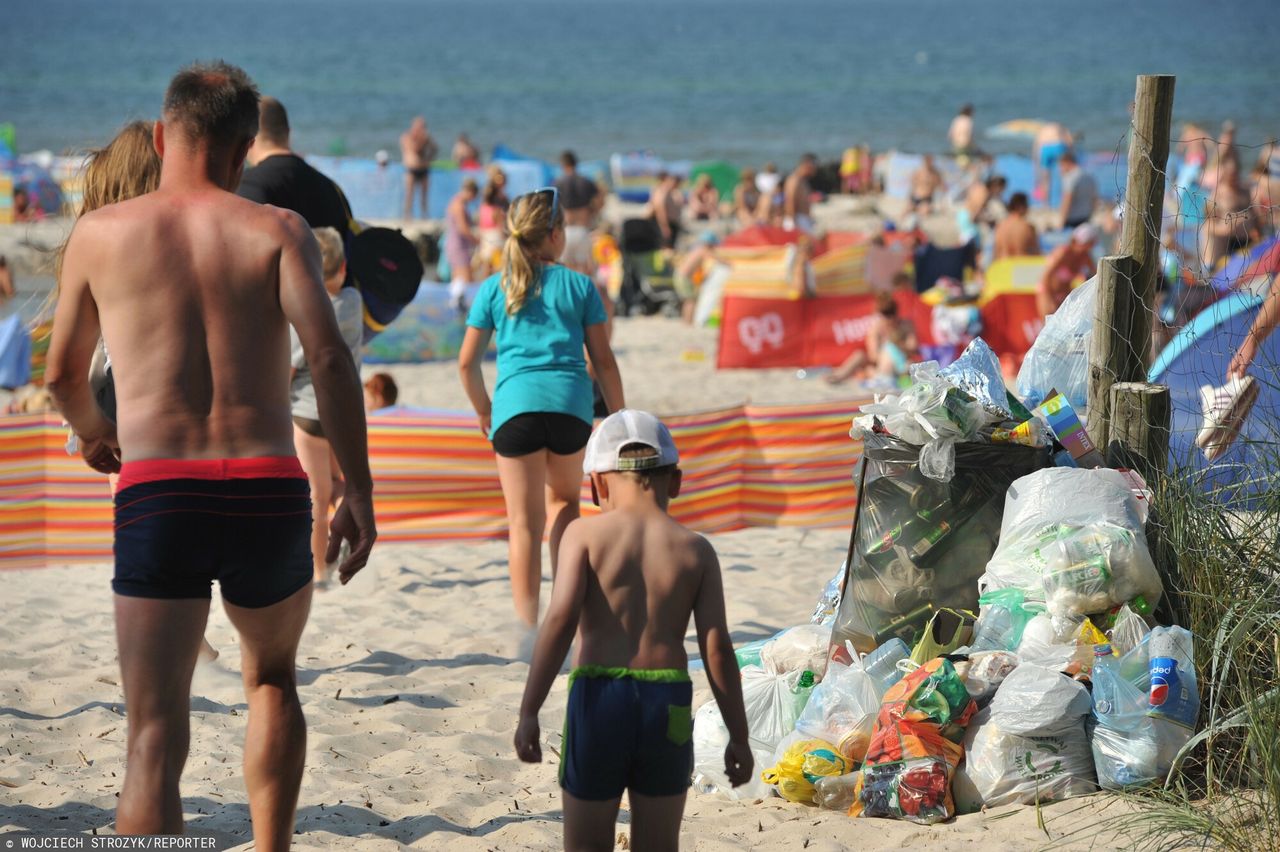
[{"xmin": 500, "ymin": 188, "xmax": 562, "ymax": 315}]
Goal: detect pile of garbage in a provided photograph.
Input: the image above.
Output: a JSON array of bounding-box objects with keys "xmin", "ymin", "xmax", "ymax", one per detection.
[{"xmin": 693, "ymin": 339, "xmax": 1200, "ymax": 823}]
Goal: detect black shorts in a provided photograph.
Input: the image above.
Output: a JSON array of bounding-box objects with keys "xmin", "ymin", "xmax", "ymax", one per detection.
[
  {"xmin": 491, "ymin": 412, "xmax": 592, "ymax": 458},
  {"xmin": 113, "ymin": 457, "xmax": 313, "ymax": 608},
  {"xmin": 293, "ymin": 415, "xmax": 325, "ymax": 439},
  {"xmin": 409, "ymin": 166, "xmax": 429, "ymax": 180}
]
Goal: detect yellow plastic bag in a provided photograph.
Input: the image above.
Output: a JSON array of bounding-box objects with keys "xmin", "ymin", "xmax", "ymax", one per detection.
[{"xmin": 761, "ymin": 739, "xmax": 850, "ymax": 804}]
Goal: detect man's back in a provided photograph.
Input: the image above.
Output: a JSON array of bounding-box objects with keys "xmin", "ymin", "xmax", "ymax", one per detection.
[
  {"xmin": 574, "ymin": 508, "xmax": 711, "ymax": 670},
  {"xmin": 994, "ymin": 214, "xmax": 1038, "ymax": 259},
  {"xmin": 72, "ymin": 188, "xmax": 305, "ymax": 461}
]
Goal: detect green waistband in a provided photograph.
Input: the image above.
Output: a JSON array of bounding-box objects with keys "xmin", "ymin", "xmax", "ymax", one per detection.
[{"xmin": 568, "ymin": 665, "xmax": 690, "ymax": 688}]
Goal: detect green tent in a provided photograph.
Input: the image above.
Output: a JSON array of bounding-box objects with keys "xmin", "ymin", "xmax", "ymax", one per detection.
[{"xmin": 689, "ymin": 160, "xmax": 739, "ymax": 198}]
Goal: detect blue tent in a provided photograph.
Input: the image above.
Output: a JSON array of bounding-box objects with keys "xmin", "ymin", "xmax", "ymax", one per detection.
[{"xmin": 1149, "ymin": 292, "xmax": 1279, "ymax": 504}]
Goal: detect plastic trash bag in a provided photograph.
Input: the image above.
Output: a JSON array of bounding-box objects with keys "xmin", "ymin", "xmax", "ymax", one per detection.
[
  {"xmin": 954, "ymin": 663, "xmax": 1098, "ymax": 807},
  {"xmin": 742, "ymin": 665, "xmax": 816, "ymax": 752},
  {"xmin": 811, "ymin": 561, "xmax": 847, "ymax": 626},
  {"xmin": 847, "ymin": 658, "xmax": 978, "ymax": 824},
  {"xmin": 854, "ymin": 362, "xmax": 990, "ymax": 481},
  {"xmin": 965, "ymin": 588, "xmax": 1044, "ymax": 653},
  {"xmin": 939, "ymin": 337, "xmax": 1012, "ymax": 420},
  {"xmin": 692, "ymin": 701, "xmax": 776, "ymax": 800},
  {"xmin": 1017, "ymin": 275, "xmax": 1095, "ymax": 411},
  {"xmin": 761, "ymin": 624, "xmax": 832, "ymax": 679},
  {"xmin": 829, "ymin": 433, "xmax": 1049, "ymax": 656},
  {"xmin": 761, "ymin": 737, "xmax": 851, "ymax": 803},
  {"xmin": 954, "ymin": 650, "xmax": 1019, "ymax": 706},
  {"xmin": 1108, "ymin": 604, "xmax": 1152, "ymax": 657},
  {"xmin": 1092, "ymin": 626, "xmax": 1199, "ymax": 789},
  {"xmin": 794, "ymin": 654, "xmax": 881, "ymax": 764},
  {"xmin": 979, "ymin": 468, "xmax": 1162, "ymax": 619}
]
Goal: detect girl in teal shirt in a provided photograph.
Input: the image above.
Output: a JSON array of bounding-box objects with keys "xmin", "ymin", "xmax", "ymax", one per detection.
[{"xmin": 459, "ymin": 188, "xmax": 625, "ymax": 626}]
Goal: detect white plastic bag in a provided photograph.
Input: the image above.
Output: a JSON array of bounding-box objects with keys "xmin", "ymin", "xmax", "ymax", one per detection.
[
  {"xmin": 1017, "ymin": 275, "xmax": 1095, "ymax": 411},
  {"xmin": 955, "ymin": 663, "xmax": 1098, "ymax": 807},
  {"xmin": 854, "ymin": 362, "xmax": 989, "ymax": 481},
  {"xmin": 793, "ymin": 656, "xmax": 880, "ymax": 763},
  {"xmin": 979, "ymin": 468, "xmax": 1162, "ymax": 618},
  {"xmin": 761, "ymin": 623, "xmax": 832, "ymax": 679},
  {"xmin": 692, "ymin": 701, "xmax": 776, "ymax": 800},
  {"xmin": 741, "ymin": 665, "xmax": 814, "ymax": 752}
]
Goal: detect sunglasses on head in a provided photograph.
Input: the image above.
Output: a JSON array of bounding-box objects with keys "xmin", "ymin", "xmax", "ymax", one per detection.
[{"xmin": 523, "ymin": 186, "xmax": 559, "ymax": 223}]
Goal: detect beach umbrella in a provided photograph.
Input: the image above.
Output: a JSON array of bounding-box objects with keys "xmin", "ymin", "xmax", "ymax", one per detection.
[
  {"xmin": 689, "ymin": 160, "xmax": 739, "ymax": 198},
  {"xmin": 986, "ymin": 119, "xmax": 1047, "ymax": 140},
  {"xmin": 1207, "ymin": 236, "xmax": 1280, "ymax": 295}
]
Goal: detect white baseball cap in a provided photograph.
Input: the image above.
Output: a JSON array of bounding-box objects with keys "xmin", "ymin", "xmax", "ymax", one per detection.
[{"xmin": 583, "ymin": 409, "xmax": 680, "ymax": 474}]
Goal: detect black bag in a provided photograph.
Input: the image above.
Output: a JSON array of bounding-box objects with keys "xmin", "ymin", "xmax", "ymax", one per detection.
[
  {"xmin": 831, "ymin": 433, "xmax": 1050, "ymax": 655},
  {"xmin": 347, "ymin": 227, "xmax": 424, "ymax": 342}
]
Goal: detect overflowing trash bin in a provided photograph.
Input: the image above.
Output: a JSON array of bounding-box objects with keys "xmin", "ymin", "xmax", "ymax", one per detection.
[{"xmin": 692, "ymin": 336, "xmax": 1201, "ymax": 825}]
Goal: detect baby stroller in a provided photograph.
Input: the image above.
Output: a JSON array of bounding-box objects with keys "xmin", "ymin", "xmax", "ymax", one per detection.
[{"xmin": 617, "ymin": 218, "xmax": 681, "ymax": 317}]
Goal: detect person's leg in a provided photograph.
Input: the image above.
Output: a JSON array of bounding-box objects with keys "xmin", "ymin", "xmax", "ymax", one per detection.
[
  {"xmin": 293, "ymin": 425, "xmax": 333, "ymax": 584},
  {"xmin": 420, "ymin": 174, "xmax": 430, "ymax": 219},
  {"xmin": 827, "ymin": 349, "xmax": 868, "ymax": 383},
  {"xmin": 561, "ymin": 792, "xmax": 623, "ymax": 852},
  {"xmin": 403, "ymin": 173, "xmax": 416, "ymax": 220},
  {"xmin": 223, "ymin": 585, "xmax": 313, "ymax": 852},
  {"xmin": 114, "ymin": 596, "xmax": 210, "ymax": 834},
  {"xmin": 544, "ymin": 448, "xmax": 586, "ymax": 579},
  {"xmin": 495, "ymin": 451, "xmax": 548, "ymax": 626},
  {"xmin": 627, "ymin": 791, "xmax": 687, "ymax": 852}
]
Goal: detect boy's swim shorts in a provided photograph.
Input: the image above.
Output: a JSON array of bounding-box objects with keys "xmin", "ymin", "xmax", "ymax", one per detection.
[{"xmin": 559, "ymin": 666, "xmax": 694, "ymax": 800}]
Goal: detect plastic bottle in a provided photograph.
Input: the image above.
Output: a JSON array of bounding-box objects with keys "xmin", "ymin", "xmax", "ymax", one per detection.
[
  {"xmin": 861, "ymin": 638, "xmax": 910, "ymax": 698},
  {"xmin": 1147, "ymin": 626, "xmax": 1198, "ymax": 729},
  {"xmin": 1091, "ymin": 643, "xmax": 1119, "ymax": 715},
  {"xmin": 814, "ymin": 773, "xmax": 860, "ymax": 811}
]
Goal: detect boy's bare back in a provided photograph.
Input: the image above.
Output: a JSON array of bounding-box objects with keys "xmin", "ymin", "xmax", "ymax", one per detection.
[{"xmin": 568, "ymin": 505, "xmax": 719, "ymax": 672}]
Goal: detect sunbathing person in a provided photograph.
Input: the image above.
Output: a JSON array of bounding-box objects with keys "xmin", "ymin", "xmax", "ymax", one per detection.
[{"xmin": 826, "ymin": 291, "xmax": 919, "ymax": 384}]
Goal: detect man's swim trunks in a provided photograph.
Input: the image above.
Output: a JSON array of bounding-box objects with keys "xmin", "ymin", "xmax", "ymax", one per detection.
[
  {"xmin": 113, "ymin": 456, "xmax": 313, "ymax": 608},
  {"xmin": 559, "ymin": 666, "xmax": 693, "ymax": 800}
]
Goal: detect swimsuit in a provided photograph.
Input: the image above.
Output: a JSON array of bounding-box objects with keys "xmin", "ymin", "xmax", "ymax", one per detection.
[
  {"xmin": 113, "ymin": 457, "xmax": 313, "ymax": 608},
  {"xmin": 559, "ymin": 666, "xmax": 693, "ymax": 801},
  {"xmin": 408, "ymin": 166, "xmax": 429, "ymax": 180}
]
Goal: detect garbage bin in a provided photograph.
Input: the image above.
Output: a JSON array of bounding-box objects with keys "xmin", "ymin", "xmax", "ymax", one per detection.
[{"xmin": 830, "ymin": 433, "xmax": 1050, "ymax": 656}]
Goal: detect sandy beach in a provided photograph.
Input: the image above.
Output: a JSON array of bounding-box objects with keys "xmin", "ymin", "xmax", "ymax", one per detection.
[
  {"xmin": 1, "ymin": 529, "xmax": 1127, "ymax": 850},
  {"xmin": 0, "ymin": 306, "xmax": 1129, "ymax": 850}
]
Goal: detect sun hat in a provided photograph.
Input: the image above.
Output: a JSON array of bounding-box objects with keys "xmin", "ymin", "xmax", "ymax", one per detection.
[
  {"xmin": 583, "ymin": 409, "xmax": 680, "ymax": 474},
  {"xmin": 1071, "ymin": 223, "xmax": 1097, "ymax": 245}
]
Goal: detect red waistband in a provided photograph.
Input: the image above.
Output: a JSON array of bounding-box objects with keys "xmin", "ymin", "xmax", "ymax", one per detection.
[{"xmin": 117, "ymin": 456, "xmax": 306, "ymax": 491}]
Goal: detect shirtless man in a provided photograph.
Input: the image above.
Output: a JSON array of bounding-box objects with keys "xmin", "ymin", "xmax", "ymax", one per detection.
[
  {"xmin": 45, "ymin": 63, "xmax": 375, "ymax": 849},
  {"xmin": 1036, "ymin": 223, "xmax": 1097, "ymax": 317},
  {"xmin": 948, "ymin": 103, "xmax": 976, "ymax": 161},
  {"xmin": 782, "ymin": 153, "xmax": 817, "ymax": 232},
  {"xmin": 910, "ymin": 154, "xmax": 943, "ymax": 215},
  {"xmin": 400, "ymin": 116, "xmax": 439, "ymax": 220},
  {"xmin": 648, "ymin": 172, "xmax": 685, "ymax": 249},
  {"xmin": 992, "ymin": 192, "xmax": 1040, "ymax": 260},
  {"xmin": 516, "ymin": 410, "xmax": 751, "ymax": 852}
]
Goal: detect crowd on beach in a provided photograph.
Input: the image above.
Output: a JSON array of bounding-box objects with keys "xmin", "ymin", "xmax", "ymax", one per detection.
[{"xmin": 8, "ymin": 61, "xmax": 1280, "ymax": 850}]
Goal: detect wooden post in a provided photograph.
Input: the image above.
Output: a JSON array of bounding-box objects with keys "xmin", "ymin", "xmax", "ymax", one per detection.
[
  {"xmin": 1107, "ymin": 382, "xmax": 1171, "ymax": 478},
  {"xmin": 1088, "ymin": 74, "xmax": 1175, "ymax": 451},
  {"xmin": 1086, "ymin": 254, "xmax": 1140, "ymax": 450}
]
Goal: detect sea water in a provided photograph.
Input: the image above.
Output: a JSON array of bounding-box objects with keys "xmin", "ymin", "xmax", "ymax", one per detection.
[{"xmin": 4, "ymin": 0, "xmax": 1279, "ymax": 163}]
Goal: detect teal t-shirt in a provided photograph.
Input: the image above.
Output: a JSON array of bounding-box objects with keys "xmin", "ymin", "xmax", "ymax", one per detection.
[{"xmin": 466, "ymin": 264, "xmax": 608, "ymax": 437}]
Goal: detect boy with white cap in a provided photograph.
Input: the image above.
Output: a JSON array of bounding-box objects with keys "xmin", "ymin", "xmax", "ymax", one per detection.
[{"xmin": 515, "ymin": 409, "xmax": 752, "ymax": 851}]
